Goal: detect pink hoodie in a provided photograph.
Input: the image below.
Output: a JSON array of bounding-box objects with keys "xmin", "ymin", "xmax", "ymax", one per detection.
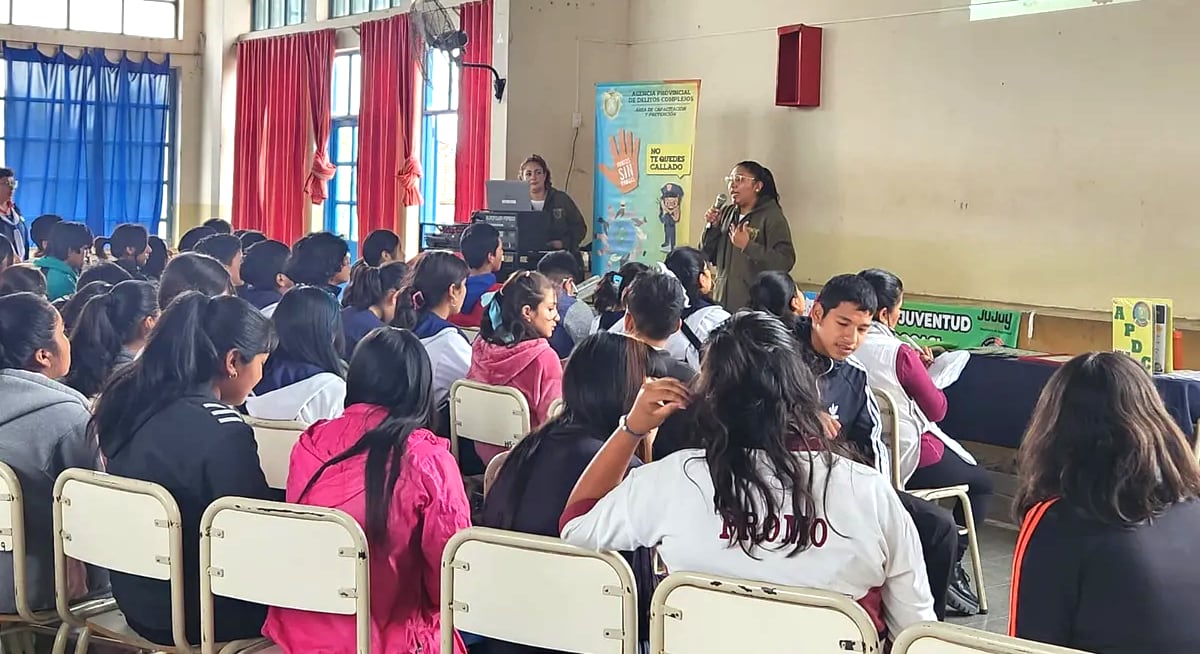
[
  {"xmin": 262, "ymin": 404, "xmax": 470, "ymax": 653},
  {"xmin": 466, "ymin": 337, "xmax": 564, "ymax": 464}
]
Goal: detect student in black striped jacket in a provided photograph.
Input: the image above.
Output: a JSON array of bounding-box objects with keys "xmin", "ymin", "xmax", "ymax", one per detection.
[{"xmin": 1012, "ymin": 352, "xmax": 1200, "ymax": 652}]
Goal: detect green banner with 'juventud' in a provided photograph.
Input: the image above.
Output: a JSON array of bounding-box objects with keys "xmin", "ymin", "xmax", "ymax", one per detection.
[{"xmin": 895, "ymin": 301, "xmax": 1022, "ymax": 349}]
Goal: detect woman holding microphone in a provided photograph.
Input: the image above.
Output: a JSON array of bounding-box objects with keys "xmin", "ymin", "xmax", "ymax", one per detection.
[{"xmin": 700, "ymin": 161, "xmax": 796, "ymax": 311}]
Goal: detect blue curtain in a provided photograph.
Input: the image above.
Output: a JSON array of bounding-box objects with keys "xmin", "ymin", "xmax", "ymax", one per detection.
[{"xmin": 3, "ymin": 45, "xmax": 173, "ymax": 238}]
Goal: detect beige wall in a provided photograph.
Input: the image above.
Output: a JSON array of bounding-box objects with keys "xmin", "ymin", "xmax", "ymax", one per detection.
[
  {"xmin": 506, "ymin": 0, "xmax": 631, "ymax": 243},
  {"xmin": 627, "ymin": 0, "xmax": 1200, "ymax": 318}
]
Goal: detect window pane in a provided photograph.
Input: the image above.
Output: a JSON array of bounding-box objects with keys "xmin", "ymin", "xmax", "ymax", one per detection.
[
  {"xmin": 434, "ymin": 113, "xmax": 457, "ymax": 225},
  {"xmin": 330, "ymin": 0, "xmax": 349, "ymax": 17},
  {"xmin": 348, "ymin": 54, "xmax": 361, "ymax": 116},
  {"xmin": 286, "ymin": 0, "xmax": 304, "ymax": 25},
  {"xmin": 13, "ymin": 0, "xmax": 67, "ymax": 28},
  {"xmin": 336, "ymin": 125, "xmax": 354, "ymax": 162},
  {"xmin": 336, "ymin": 165, "xmax": 352, "ymax": 201},
  {"xmin": 335, "ymin": 204, "xmax": 351, "ymax": 238},
  {"xmin": 70, "ymin": 0, "xmax": 121, "ymax": 33},
  {"xmin": 0, "ymin": 0, "xmax": 10, "ymax": 23},
  {"xmin": 269, "ymin": 0, "xmax": 285, "ymax": 28},
  {"xmin": 449, "ymin": 59, "xmax": 460, "ymax": 111},
  {"xmin": 124, "ymin": 0, "xmax": 177, "ymax": 38},
  {"xmin": 425, "ymin": 50, "xmax": 451, "ymax": 112},
  {"xmin": 252, "ymin": 0, "xmax": 269, "ymax": 30},
  {"xmin": 371, "ymin": 0, "xmax": 388, "ymax": 9},
  {"xmin": 350, "ymin": 0, "xmax": 367, "ymax": 13},
  {"xmin": 332, "ymin": 55, "xmax": 351, "ymax": 116}
]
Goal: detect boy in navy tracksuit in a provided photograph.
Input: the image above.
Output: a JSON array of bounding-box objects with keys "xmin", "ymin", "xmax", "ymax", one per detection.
[
  {"xmin": 797, "ymin": 274, "xmax": 979, "ymax": 618},
  {"xmin": 451, "ymin": 222, "xmax": 504, "ymax": 328}
]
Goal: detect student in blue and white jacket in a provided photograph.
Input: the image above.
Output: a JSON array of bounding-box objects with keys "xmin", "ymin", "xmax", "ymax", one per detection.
[
  {"xmin": 561, "ymin": 312, "xmax": 935, "ymax": 641},
  {"xmin": 392, "ymin": 250, "xmax": 472, "ymax": 413}
]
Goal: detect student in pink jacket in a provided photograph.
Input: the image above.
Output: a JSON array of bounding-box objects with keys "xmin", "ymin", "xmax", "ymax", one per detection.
[
  {"xmin": 467, "ymin": 270, "xmax": 563, "ymax": 465},
  {"xmin": 262, "ymin": 326, "xmax": 471, "ymax": 654}
]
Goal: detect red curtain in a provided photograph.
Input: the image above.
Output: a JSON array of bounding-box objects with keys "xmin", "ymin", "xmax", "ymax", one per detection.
[
  {"xmin": 305, "ymin": 31, "xmax": 336, "ymax": 204},
  {"xmin": 454, "ymin": 0, "xmax": 494, "ymax": 224},
  {"xmin": 232, "ymin": 30, "xmax": 335, "ymax": 245},
  {"xmin": 358, "ymin": 15, "xmax": 420, "ymax": 248}
]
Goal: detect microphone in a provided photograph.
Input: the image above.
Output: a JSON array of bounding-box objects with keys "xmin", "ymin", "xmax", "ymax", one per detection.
[{"xmin": 712, "ymin": 193, "xmax": 729, "ymax": 213}]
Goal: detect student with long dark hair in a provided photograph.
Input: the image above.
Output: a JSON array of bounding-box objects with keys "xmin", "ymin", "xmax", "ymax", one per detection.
[
  {"xmin": 245, "ymin": 285, "xmax": 347, "ymax": 423},
  {"xmin": 28, "ymin": 214, "xmax": 62, "ymax": 260},
  {"xmin": 63, "ymin": 280, "xmax": 159, "ymax": 398},
  {"xmin": 92, "ymin": 292, "xmax": 276, "ymax": 645},
  {"xmin": 34, "ymin": 221, "xmax": 93, "ymax": 301},
  {"xmin": 59, "ymin": 282, "xmax": 114, "ymax": 334},
  {"xmin": 238, "ymin": 239, "xmax": 293, "ymax": 314},
  {"xmin": 94, "ymin": 223, "xmax": 150, "ymax": 279},
  {"xmin": 392, "ymin": 250, "xmax": 471, "ymax": 411},
  {"xmin": 747, "ymin": 270, "xmax": 803, "ymax": 324},
  {"xmin": 856, "ymin": 269, "xmax": 993, "ymax": 587},
  {"xmin": 195, "ymin": 233, "xmax": 244, "ymax": 288},
  {"xmin": 483, "ymin": 333, "xmax": 664, "ymax": 653},
  {"xmin": 700, "ymin": 160, "xmax": 796, "ymax": 310},
  {"xmin": 157, "ymin": 252, "xmax": 233, "ymax": 309},
  {"xmin": 340, "ymin": 261, "xmax": 407, "ymax": 358},
  {"xmin": 561, "ymin": 312, "xmax": 935, "ymax": 639},
  {"xmin": 621, "ymin": 272, "xmax": 696, "ymax": 382},
  {"xmin": 286, "ymin": 232, "xmax": 352, "ymax": 297},
  {"xmin": 1010, "ymin": 352, "xmax": 1200, "ymax": 651},
  {"xmin": 143, "ymin": 236, "xmax": 170, "ymax": 279},
  {"xmin": 0, "ymin": 263, "xmax": 44, "ymax": 297},
  {"xmin": 262, "ymin": 327, "xmax": 470, "ymax": 653},
  {"xmin": 468, "ymin": 271, "xmax": 562, "ymax": 465},
  {"xmin": 0, "ymin": 293, "xmax": 105, "ymax": 614},
  {"xmin": 589, "ymin": 261, "xmax": 649, "ymax": 333},
  {"xmin": 662, "ymin": 246, "xmax": 730, "ymax": 367}
]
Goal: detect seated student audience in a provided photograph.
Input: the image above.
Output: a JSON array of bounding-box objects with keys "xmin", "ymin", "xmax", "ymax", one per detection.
[
  {"xmin": 263, "ymin": 327, "xmax": 470, "ymax": 653},
  {"xmin": 35, "ymin": 221, "xmax": 93, "ymax": 301},
  {"xmin": 392, "ymin": 250, "xmax": 471, "ymax": 415},
  {"xmin": 143, "ymin": 236, "xmax": 170, "ymax": 279},
  {"xmin": 590, "ymin": 261, "xmax": 650, "ymax": 334},
  {"xmin": 747, "ymin": 270, "xmax": 803, "ymax": 324},
  {"xmin": 0, "ymin": 293, "xmax": 106, "ymax": 614},
  {"xmin": 245, "ymin": 286, "xmax": 347, "ymax": 424},
  {"xmin": 203, "ymin": 217, "xmax": 233, "ymax": 234},
  {"xmin": 857, "ymin": 269, "xmax": 993, "ymax": 543},
  {"xmin": 237, "ymin": 229, "xmax": 267, "ymax": 251},
  {"xmin": 483, "ymin": 333, "xmax": 664, "ymax": 653},
  {"xmin": 560, "ymin": 312, "xmax": 936, "ymax": 638},
  {"xmin": 77, "ymin": 260, "xmax": 133, "ymax": 288},
  {"xmin": 360, "ymin": 229, "xmax": 402, "ymax": 267},
  {"xmin": 662, "ymin": 246, "xmax": 731, "ymax": 368},
  {"xmin": 340, "ymin": 260, "xmax": 407, "ymax": 359},
  {"xmin": 0, "ymin": 264, "xmax": 46, "ymax": 297},
  {"xmin": 59, "ymin": 282, "xmax": 114, "ymax": 334},
  {"xmin": 195, "ymin": 233, "xmax": 244, "ymax": 288},
  {"xmin": 795, "ymin": 274, "xmax": 969, "ymax": 618},
  {"xmin": 467, "ymin": 271, "xmax": 563, "ymax": 466},
  {"xmin": 621, "ymin": 273, "xmax": 696, "ymax": 382},
  {"xmin": 63, "ymin": 280, "xmax": 159, "ymax": 398},
  {"xmin": 28, "ymin": 214, "xmax": 63, "ymax": 259},
  {"xmin": 537, "ymin": 250, "xmax": 595, "ymax": 358},
  {"xmin": 157, "ymin": 252, "xmax": 234, "ymax": 309},
  {"xmin": 94, "ymin": 223, "xmax": 151, "ymax": 279},
  {"xmin": 177, "ymin": 225, "xmax": 217, "ymax": 252},
  {"xmin": 1010, "ymin": 352, "xmax": 1200, "ymax": 651},
  {"xmin": 450, "ymin": 222, "xmax": 505, "ymax": 329},
  {"xmin": 238, "ymin": 239, "xmax": 293, "ymax": 314},
  {"xmin": 93, "ymin": 292, "xmax": 275, "ymax": 644},
  {"xmin": 0, "ymin": 234, "xmax": 14, "ymax": 274},
  {"xmin": 286, "ymin": 232, "xmax": 352, "ymax": 298}
]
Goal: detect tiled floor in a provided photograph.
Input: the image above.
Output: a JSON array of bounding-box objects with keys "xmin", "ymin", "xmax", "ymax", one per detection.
[{"xmin": 946, "ymin": 522, "xmax": 1018, "ymax": 634}]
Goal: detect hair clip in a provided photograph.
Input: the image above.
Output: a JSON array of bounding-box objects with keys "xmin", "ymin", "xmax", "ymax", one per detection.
[
  {"xmin": 612, "ymin": 274, "xmax": 623, "ymax": 286},
  {"xmin": 488, "ymin": 299, "xmax": 503, "ymax": 331},
  {"xmin": 412, "ymin": 290, "xmax": 425, "ymax": 309}
]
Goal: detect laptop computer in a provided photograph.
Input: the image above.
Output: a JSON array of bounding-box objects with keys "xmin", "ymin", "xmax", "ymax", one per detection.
[{"xmin": 486, "ymin": 180, "xmax": 534, "ymax": 212}]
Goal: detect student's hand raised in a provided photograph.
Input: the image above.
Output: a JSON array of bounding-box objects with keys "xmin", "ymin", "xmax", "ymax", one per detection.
[{"xmin": 625, "ymin": 378, "xmax": 690, "ymax": 437}]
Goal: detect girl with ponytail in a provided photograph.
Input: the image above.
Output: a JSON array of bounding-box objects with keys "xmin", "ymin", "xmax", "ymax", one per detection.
[
  {"xmin": 63, "ymin": 280, "xmax": 159, "ymax": 398},
  {"xmin": 392, "ymin": 250, "xmax": 471, "ymax": 412},
  {"xmin": 262, "ymin": 327, "xmax": 470, "ymax": 653},
  {"xmin": 663, "ymin": 246, "xmax": 731, "ymax": 368},
  {"xmin": 93, "ymin": 223, "xmax": 150, "ymax": 279},
  {"xmin": 340, "ymin": 260, "xmax": 408, "ymax": 358},
  {"xmin": 590, "ymin": 261, "xmax": 649, "ymax": 333},
  {"xmin": 0, "ymin": 292, "xmax": 103, "ymax": 614},
  {"xmin": 92, "ymin": 292, "xmax": 276, "ymax": 645},
  {"xmin": 467, "ymin": 270, "xmax": 563, "ymax": 465}
]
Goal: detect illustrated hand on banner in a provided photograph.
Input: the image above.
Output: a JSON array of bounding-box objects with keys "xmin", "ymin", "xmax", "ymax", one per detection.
[{"xmin": 600, "ymin": 129, "xmax": 641, "ymax": 194}]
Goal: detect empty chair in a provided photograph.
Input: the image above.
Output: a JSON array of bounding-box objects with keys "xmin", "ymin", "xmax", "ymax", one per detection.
[
  {"xmin": 244, "ymin": 417, "xmax": 309, "ymax": 490},
  {"xmin": 449, "ymin": 380, "xmax": 531, "ymax": 461},
  {"xmin": 440, "ymin": 527, "xmax": 638, "ymax": 653},
  {"xmin": 199, "ymin": 497, "xmax": 369, "ymax": 654},
  {"xmin": 893, "ymin": 621, "xmax": 1089, "ymax": 653},
  {"xmin": 651, "ymin": 572, "xmax": 882, "ymax": 654}
]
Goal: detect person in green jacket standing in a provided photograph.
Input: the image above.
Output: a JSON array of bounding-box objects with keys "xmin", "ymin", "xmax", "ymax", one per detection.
[
  {"xmin": 34, "ymin": 221, "xmax": 92, "ymax": 301},
  {"xmin": 700, "ymin": 161, "xmax": 796, "ymax": 311}
]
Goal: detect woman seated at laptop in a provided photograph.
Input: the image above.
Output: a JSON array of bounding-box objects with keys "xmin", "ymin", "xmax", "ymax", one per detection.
[{"xmin": 519, "ymin": 155, "xmax": 586, "ymax": 253}]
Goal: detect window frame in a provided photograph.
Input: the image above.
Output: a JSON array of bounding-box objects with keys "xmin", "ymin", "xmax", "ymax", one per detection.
[
  {"xmin": 418, "ymin": 48, "xmax": 459, "ymax": 246},
  {"xmin": 329, "ymin": 0, "xmax": 405, "ymax": 19},
  {"xmin": 324, "ymin": 51, "xmax": 361, "ymax": 259},
  {"xmin": 251, "ymin": 0, "xmax": 307, "ymax": 32},
  {"xmin": 0, "ymin": 0, "xmax": 180, "ymax": 39}
]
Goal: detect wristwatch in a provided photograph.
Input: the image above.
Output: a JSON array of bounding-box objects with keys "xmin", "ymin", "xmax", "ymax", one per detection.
[{"xmin": 618, "ymin": 414, "xmax": 650, "ymax": 439}]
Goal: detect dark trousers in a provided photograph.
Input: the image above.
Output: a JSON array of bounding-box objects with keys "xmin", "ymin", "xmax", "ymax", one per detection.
[
  {"xmin": 908, "ymin": 449, "xmax": 994, "ymax": 551},
  {"xmin": 898, "ymin": 491, "xmax": 957, "ymax": 621}
]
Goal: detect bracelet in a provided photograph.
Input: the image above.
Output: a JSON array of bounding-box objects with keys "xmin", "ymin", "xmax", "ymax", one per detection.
[{"xmin": 618, "ymin": 414, "xmax": 650, "ymax": 439}]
